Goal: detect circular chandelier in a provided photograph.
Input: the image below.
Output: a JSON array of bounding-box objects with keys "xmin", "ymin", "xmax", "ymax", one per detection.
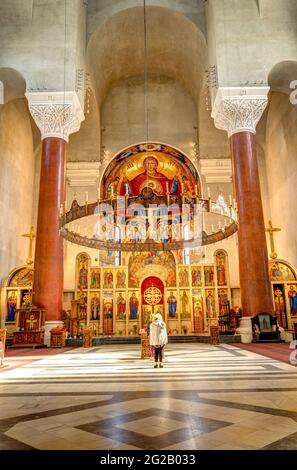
[{"xmin": 59, "ymin": 189, "xmax": 238, "ymax": 251}]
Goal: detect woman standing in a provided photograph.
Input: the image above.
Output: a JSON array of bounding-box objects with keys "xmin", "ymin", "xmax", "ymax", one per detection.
[{"xmin": 149, "ymin": 313, "xmax": 168, "ymax": 368}]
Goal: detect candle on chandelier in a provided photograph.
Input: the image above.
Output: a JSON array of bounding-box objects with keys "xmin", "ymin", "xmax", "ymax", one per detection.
[
  {"xmin": 218, "ymin": 221, "xmax": 222, "ymax": 229},
  {"xmin": 166, "ymin": 182, "xmax": 169, "ymax": 193},
  {"xmin": 97, "ymin": 188, "xmax": 100, "ymax": 200},
  {"xmin": 85, "ymin": 191, "xmax": 88, "ymax": 203},
  {"xmin": 207, "ymin": 187, "xmax": 211, "ymax": 198},
  {"xmin": 111, "ymin": 185, "xmax": 114, "ymax": 197},
  {"xmin": 195, "ymin": 185, "xmax": 198, "ymax": 196},
  {"xmin": 229, "ymin": 194, "xmax": 232, "ymax": 206},
  {"xmin": 224, "ymin": 218, "xmax": 227, "ymax": 227}
]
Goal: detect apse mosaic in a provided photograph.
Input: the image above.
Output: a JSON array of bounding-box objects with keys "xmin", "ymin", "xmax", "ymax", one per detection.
[{"xmin": 101, "ymin": 143, "xmax": 201, "ymax": 199}]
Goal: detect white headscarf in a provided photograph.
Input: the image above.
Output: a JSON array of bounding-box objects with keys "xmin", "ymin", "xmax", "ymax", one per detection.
[{"xmin": 149, "ymin": 313, "xmax": 168, "ymax": 347}]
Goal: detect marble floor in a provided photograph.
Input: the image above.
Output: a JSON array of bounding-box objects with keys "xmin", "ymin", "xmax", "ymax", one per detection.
[{"xmin": 1, "ymin": 343, "xmax": 297, "ymax": 450}]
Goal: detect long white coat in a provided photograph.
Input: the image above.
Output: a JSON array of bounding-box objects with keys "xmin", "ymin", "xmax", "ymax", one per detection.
[{"xmin": 149, "ymin": 319, "xmax": 168, "ymax": 347}]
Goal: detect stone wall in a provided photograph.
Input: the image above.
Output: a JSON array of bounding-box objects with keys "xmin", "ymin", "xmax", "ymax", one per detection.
[
  {"xmin": 100, "ymin": 74, "xmax": 197, "ymax": 161},
  {"xmin": 265, "ymin": 91, "xmax": 297, "ymax": 266},
  {"xmin": 0, "ymin": 99, "xmax": 35, "ymax": 283}
]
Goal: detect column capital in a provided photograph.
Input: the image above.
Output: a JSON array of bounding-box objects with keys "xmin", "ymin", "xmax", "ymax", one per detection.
[
  {"xmin": 25, "ymin": 91, "xmax": 85, "ymax": 142},
  {"xmin": 211, "ymin": 87, "xmax": 270, "ymax": 138}
]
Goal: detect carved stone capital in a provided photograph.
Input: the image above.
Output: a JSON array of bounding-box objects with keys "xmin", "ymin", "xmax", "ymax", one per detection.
[
  {"xmin": 211, "ymin": 87, "xmax": 270, "ymax": 138},
  {"xmin": 25, "ymin": 91, "xmax": 85, "ymax": 142}
]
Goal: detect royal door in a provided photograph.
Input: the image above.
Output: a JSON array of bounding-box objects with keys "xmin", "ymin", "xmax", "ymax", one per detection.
[{"xmin": 141, "ymin": 277, "xmax": 164, "ymax": 328}]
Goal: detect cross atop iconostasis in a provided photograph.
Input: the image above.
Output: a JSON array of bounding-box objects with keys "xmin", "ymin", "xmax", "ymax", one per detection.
[
  {"xmin": 21, "ymin": 226, "xmax": 36, "ymax": 265},
  {"xmin": 265, "ymin": 220, "xmax": 281, "ymax": 259}
]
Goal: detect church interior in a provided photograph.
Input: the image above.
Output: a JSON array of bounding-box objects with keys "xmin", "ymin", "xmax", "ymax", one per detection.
[{"xmin": 1, "ymin": 0, "xmax": 297, "ymax": 453}]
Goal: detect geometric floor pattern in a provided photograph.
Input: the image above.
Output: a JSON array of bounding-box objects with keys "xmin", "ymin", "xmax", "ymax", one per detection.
[{"xmin": 1, "ymin": 343, "xmax": 297, "ymax": 450}]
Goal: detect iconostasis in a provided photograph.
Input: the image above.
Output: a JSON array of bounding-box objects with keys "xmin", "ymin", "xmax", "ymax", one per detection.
[{"xmin": 72, "ymin": 249, "xmax": 231, "ymax": 337}]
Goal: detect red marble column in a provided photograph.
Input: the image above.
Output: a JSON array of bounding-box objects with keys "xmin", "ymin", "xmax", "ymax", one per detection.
[
  {"xmin": 33, "ymin": 137, "xmax": 66, "ymax": 321},
  {"xmin": 230, "ymin": 131, "xmax": 273, "ymax": 316}
]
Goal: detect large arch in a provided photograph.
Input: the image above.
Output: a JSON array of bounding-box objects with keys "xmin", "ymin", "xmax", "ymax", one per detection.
[
  {"xmin": 87, "ymin": 6, "xmax": 207, "ymax": 106},
  {"xmin": 0, "ymin": 67, "xmax": 26, "ymax": 105},
  {"xmin": 70, "ymin": 6, "xmax": 207, "ymax": 165},
  {"xmin": 87, "ymin": 0, "xmax": 206, "ymax": 37},
  {"xmin": 268, "ymin": 60, "xmax": 297, "ymax": 96}
]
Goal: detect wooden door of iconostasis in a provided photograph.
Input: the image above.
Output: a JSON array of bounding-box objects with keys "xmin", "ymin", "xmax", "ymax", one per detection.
[{"xmin": 141, "ymin": 277, "xmax": 164, "ymax": 328}]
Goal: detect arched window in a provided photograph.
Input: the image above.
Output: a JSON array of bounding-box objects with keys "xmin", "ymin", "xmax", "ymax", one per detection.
[
  {"xmin": 0, "ymin": 80, "xmax": 3, "ymax": 105},
  {"xmin": 115, "ymin": 226, "xmax": 122, "ymax": 266},
  {"xmin": 183, "ymin": 224, "xmax": 190, "ymax": 265}
]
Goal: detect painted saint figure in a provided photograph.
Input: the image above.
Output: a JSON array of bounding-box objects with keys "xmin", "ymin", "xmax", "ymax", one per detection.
[
  {"xmin": 91, "ymin": 269, "xmax": 100, "ymax": 289},
  {"xmin": 116, "ymin": 270, "xmax": 126, "ymax": 288},
  {"xmin": 206, "ymin": 291, "xmax": 215, "ymax": 318},
  {"xmin": 129, "ymin": 292, "xmax": 139, "ymax": 320},
  {"xmin": 78, "ymin": 263, "xmax": 88, "ymax": 289},
  {"xmin": 217, "ymin": 260, "xmax": 226, "ymax": 285},
  {"xmin": 7, "ymin": 292, "xmax": 17, "ymax": 321},
  {"xmin": 179, "ymin": 269, "xmax": 189, "ymax": 286},
  {"xmin": 116, "ymin": 293, "xmax": 126, "ymax": 320},
  {"xmin": 204, "ymin": 267, "xmax": 214, "ymax": 286},
  {"xmin": 167, "ymin": 292, "xmax": 177, "ymax": 318},
  {"xmin": 193, "ymin": 298, "xmax": 204, "ymax": 333},
  {"xmin": 103, "ymin": 301, "xmax": 113, "ymax": 318},
  {"xmin": 181, "ymin": 291, "xmax": 190, "ymax": 318},
  {"xmin": 121, "ymin": 156, "xmax": 181, "ymax": 196},
  {"xmin": 106, "ymin": 176, "xmax": 120, "ymax": 197},
  {"xmin": 104, "ymin": 271, "xmax": 113, "ymax": 288},
  {"xmin": 181, "ymin": 175, "xmax": 195, "ymax": 200},
  {"xmin": 79, "ymin": 293, "xmax": 87, "ymax": 320},
  {"xmin": 192, "ymin": 268, "xmax": 201, "ymax": 286},
  {"xmin": 288, "ymin": 287, "xmax": 297, "ymax": 315},
  {"xmin": 91, "ymin": 294, "xmax": 100, "ymax": 320},
  {"xmin": 274, "ymin": 287, "xmax": 287, "ymax": 328},
  {"xmin": 218, "ymin": 289, "xmax": 228, "ymax": 315}
]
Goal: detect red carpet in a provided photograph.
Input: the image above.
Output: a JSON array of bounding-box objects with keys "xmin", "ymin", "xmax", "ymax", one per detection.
[{"xmin": 234, "ymin": 342, "xmax": 294, "ymax": 365}]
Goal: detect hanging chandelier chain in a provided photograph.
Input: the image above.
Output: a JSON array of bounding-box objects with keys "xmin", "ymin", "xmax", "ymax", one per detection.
[{"xmin": 144, "ymin": 0, "xmax": 149, "ymax": 147}]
